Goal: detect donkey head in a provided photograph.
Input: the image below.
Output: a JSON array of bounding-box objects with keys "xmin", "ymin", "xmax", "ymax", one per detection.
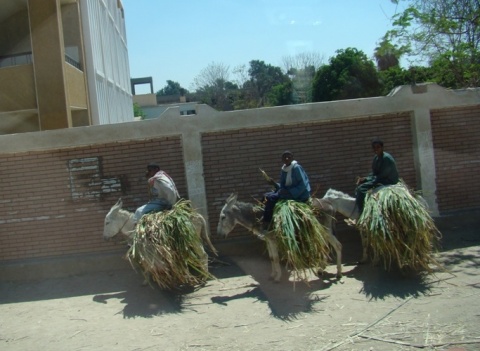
[
  {"xmin": 216, "ymin": 193, "xmax": 238, "ymax": 237},
  {"xmin": 103, "ymin": 198, "xmax": 128, "ymax": 241}
]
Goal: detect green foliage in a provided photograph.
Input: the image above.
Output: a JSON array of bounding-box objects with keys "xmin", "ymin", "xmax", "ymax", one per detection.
[
  {"xmin": 378, "ymin": 65, "xmax": 435, "ymax": 94},
  {"xmin": 244, "ymin": 60, "xmax": 293, "ymax": 107},
  {"xmin": 195, "ymin": 78, "xmax": 239, "ymax": 111},
  {"xmin": 385, "ymin": 0, "xmax": 480, "ymax": 88},
  {"xmin": 429, "ymin": 51, "xmax": 480, "ymax": 89},
  {"xmin": 156, "ymin": 80, "xmax": 188, "ymax": 96},
  {"xmin": 191, "ymin": 62, "xmax": 240, "ymax": 111},
  {"xmin": 272, "ymin": 200, "xmax": 330, "ymax": 282},
  {"xmin": 267, "ymin": 81, "xmax": 294, "ymax": 107},
  {"xmin": 374, "ymin": 37, "xmax": 403, "ymax": 71},
  {"xmin": 133, "ymin": 102, "xmax": 146, "ymax": 119},
  {"xmin": 312, "ymin": 48, "xmax": 383, "ymax": 102}
]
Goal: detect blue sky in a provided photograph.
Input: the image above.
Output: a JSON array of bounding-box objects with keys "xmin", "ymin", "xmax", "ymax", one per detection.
[{"xmin": 122, "ymin": 0, "xmax": 404, "ymax": 93}]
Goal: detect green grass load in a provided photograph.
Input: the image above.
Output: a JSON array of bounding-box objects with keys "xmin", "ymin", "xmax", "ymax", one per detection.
[
  {"xmin": 358, "ymin": 182, "xmax": 442, "ymax": 272},
  {"xmin": 127, "ymin": 199, "xmax": 214, "ymax": 290},
  {"xmin": 271, "ymin": 200, "xmax": 331, "ymax": 282}
]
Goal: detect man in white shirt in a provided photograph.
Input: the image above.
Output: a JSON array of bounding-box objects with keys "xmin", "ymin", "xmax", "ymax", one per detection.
[{"xmin": 134, "ymin": 163, "xmax": 180, "ymax": 222}]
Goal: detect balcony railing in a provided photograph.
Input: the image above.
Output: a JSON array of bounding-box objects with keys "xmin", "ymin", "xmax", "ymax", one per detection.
[
  {"xmin": 0, "ymin": 52, "xmax": 32, "ymax": 68},
  {"xmin": 65, "ymin": 54, "xmax": 82, "ymax": 70},
  {"xmin": 0, "ymin": 52, "xmax": 82, "ymax": 71}
]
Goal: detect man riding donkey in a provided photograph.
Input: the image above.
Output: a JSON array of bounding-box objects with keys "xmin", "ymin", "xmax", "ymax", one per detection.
[
  {"xmin": 129, "ymin": 163, "xmax": 216, "ymax": 288},
  {"xmin": 349, "ymin": 138, "xmax": 399, "ymax": 225},
  {"xmin": 261, "ymin": 150, "xmax": 311, "ymax": 234},
  {"xmin": 134, "ymin": 163, "xmax": 180, "ymax": 223}
]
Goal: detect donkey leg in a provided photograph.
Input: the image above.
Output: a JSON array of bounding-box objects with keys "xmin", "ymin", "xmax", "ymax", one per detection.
[
  {"xmin": 359, "ymin": 232, "xmax": 368, "ymax": 264},
  {"xmin": 199, "ymin": 246, "xmax": 209, "ymax": 272},
  {"xmin": 320, "ymin": 232, "xmax": 343, "ymax": 280},
  {"xmin": 330, "ymin": 234, "xmax": 343, "ymax": 279},
  {"xmin": 265, "ymin": 237, "xmax": 282, "ymax": 282}
]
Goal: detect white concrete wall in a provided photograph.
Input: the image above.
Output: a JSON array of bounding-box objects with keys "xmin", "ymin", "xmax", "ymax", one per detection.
[{"xmin": 80, "ymin": 0, "xmax": 133, "ymax": 125}]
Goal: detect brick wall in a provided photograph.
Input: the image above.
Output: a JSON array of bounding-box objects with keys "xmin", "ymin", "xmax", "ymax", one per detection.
[
  {"xmin": 431, "ymin": 105, "xmax": 480, "ymax": 212},
  {"xmin": 0, "ymin": 137, "xmax": 184, "ymax": 261},
  {"xmin": 203, "ymin": 113, "xmax": 416, "ymax": 238},
  {"xmin": 1, "ymin": 89, "xmax": 479, "ymax": 266}
]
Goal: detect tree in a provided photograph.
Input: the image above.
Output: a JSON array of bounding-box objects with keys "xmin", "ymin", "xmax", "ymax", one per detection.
[
  {"xmin": 192, "ymin": 62, "xmax": 239, "ymax": 111},
  {"xmin": 374, "ymin": 37, "xmax": 402, "ymax": 71},
  {"xmin": 231, "ymin": 64, "xmax": 250, "ymax": 89},
  {"xmin": 243, "ymin": 60, "xmax": 292, "ymax": 107},
  {"xmin": 267, "ymin": 81, "xmax": 294, "ymax": 106},
  {"xmin": 312, "ymin": 48, "xmax": 383, "ymax": 102},
  {"xmin": 192, "ymin": 62, "xmax": 230, "ymax": 92},
  {"xmin": 378, "ymin": 65, "xmax": 434, "ymax": 94},
  {"xmin": 194, "ymin": 78, "xmax": 239, "ymax": 111},
  {"xmin": 385, "ymin": 0, "xmax": 480, "ymax": 88},
  {"xmin": 133, "ymin": 102, "xmax": 146, "ymax": 119},
  {"xmin": 282, "ymin": 52, "xmax": 325, "ymax": 103},
  {"xmin": 156, "ymin": 80, "xmax": 187, "ymax": 97}
]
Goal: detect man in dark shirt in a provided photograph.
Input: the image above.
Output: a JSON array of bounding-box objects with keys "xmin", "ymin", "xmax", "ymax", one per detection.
[{"xmin": 355, "ymin": 138, "xmax": 399, "ymax": 213}]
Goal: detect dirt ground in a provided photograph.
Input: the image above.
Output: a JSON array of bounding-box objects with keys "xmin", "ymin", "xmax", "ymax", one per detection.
[{"xmin": 1, "ymin": 211, "xmax": 479, "ymax": 351}]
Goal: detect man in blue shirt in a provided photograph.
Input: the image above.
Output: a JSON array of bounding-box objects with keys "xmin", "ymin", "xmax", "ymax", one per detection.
[{"xmin": 262, "ymin": 151, "xmax": 311, "ymax": 230}]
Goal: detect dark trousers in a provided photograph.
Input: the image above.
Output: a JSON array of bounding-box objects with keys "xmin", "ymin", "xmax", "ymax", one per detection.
[
  {"xmin": 263, "ymin": 191, "xmax": 280, "ymax": 223},
  {"xmin": 355, "ymin": 181, "xmax": 379, "ymax": 212}
]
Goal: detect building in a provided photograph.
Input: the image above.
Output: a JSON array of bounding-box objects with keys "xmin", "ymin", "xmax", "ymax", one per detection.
[
  {"xmin": 0, "ymin": 0, "xmax": 133, "ymax": 135},
  {"xmin": 131, "ymin": 76, "xmax": 197, "ymax": 119}
]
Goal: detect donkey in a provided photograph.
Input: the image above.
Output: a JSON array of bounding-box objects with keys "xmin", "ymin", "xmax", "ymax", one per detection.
[
  {"xmin": 321, "ymin": 189, "xmax": 367, "ymax": 263},
  {"xmin": 103, "ymin": 198, "xmax": 218, "ymax": 270},
  {"xmin": 322, "ymin": 187, "xmax": 430, "ymax": 264},
  {"xmin": 216, "ymin": 193, "xmax": 342, "ymax": 283}
]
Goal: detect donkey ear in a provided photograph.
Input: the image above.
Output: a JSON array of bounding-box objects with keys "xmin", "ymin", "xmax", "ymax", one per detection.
[
  {"xmin": 114, "ymin": 198, "xmax": 123, "ymax": 209},
  {"xmin": 226, "ymin": 193, "xmax": 237, "ymax": 207}
]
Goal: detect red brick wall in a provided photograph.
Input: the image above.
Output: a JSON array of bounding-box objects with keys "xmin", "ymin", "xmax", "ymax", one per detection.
[
  {"xmin": 203, "ymin": 113, "xmax": 416, "ymax": 238},
  {"xmin": 0, "ymin": 137, "xmax": 185, "ymax": 262},
  {"xmin": 431, "ymin": 105, "xmax": 480, "ymax": 212},
  {"xmin": 1, "ymin": 106, "xmax": 479, "ymax": 264}
]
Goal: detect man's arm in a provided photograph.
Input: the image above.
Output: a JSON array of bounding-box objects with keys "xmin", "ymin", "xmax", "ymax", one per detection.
[
  {"xmin": 281, "ymin": 166, "xmax": 309, "ymax": 199},
  {"xmin": 374, "ymin": 155, "xmax": 398, "ymax": 184}
]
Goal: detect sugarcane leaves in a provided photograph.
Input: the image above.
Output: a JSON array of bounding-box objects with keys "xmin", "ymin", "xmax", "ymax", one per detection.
[
  {"xmin": 259, "ymin": 168, "xmax": 279, "ymax": 190},
  {"xmin": 127, "ymin": 199, "xmax": 214, "ymax": 290},
  {"xmin": 357, "ymin": 182, "xmax": 442, "ymax": 273},
  {"xmin": 272, "ymin": 200, "xmax": 331, "ymax": 282}
]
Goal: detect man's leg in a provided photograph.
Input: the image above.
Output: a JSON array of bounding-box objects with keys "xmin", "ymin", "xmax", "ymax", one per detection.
[
  {"xmin": 263, "ymin": 191, "xmax": 279, "ymax": 227},
  {"xmin": 355, "ymin": 182, "xmax": 375, "ymax": 213},
  {"xmin": 134, "ymin": 199, "xmax": 170, "ymax": 222}
]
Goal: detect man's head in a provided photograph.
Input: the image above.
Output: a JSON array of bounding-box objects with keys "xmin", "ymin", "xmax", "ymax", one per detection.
[
  {"xmin": 371, "ymin": 138, "xmax": 384, "ymax": 156},
  {"xmin": 282, "ymin": 150, "xmax": 293, "ymax": 165},
  {"xmin": 146, "ymin": 163, "xmax": 160, "ymax": 178}
]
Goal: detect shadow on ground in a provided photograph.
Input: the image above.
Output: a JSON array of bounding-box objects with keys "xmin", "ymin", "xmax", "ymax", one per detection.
[{"xmin": 1, "ymin": 210, "xmax": 478, "ymax": 322}]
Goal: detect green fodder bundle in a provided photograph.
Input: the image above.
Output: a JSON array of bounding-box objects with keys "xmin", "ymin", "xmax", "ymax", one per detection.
[
  {"xmin": 272, "ymin": 200, "xmax": 331, "ymax": 281},
  {"xmin": 127, "ymin": 200, "xmax": 214, "ymax": 290},
  {"xmin": 357, "ymin": 183, "xmax": 442, "ymax": 272}
]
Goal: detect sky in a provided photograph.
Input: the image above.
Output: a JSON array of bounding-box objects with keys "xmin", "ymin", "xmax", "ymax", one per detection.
[{"xmin": 122, "ymin": 0, "xmax": 404, "ymax": 94}]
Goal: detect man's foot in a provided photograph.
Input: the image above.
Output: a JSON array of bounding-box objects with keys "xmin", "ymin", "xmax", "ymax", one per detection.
[
  {"xmin": 256, "ymin": 221, "xmax": 270, "ymax": 239},
  {"xmin": 344, "ymin": 218, "xmax": 357, "ymax": 226}
]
